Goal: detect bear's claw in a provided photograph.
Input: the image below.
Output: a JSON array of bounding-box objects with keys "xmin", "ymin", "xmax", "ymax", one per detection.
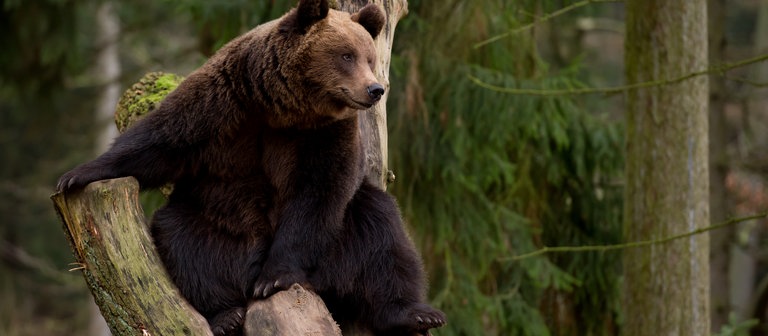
[
  {"xmin": 252, "ymin": 266, "xmax": 308, "ymax": 298},
  {"xmin": 56, "ymin": 164, "xmax": 105, "ymax": 192},
  {"xmin": 403, "ymin": 303, "xmax": 446, "ymax": 334},
  {"xmin": 209, "ymin": 307, "xmax": 245, "ymax": 336},
  {"xmin": 252, "ymin": 279, "xmax": 284, "ymax": 298}
]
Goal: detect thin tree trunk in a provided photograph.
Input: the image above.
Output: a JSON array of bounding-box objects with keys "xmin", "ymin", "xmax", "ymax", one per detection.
[
  {"xmin": 753, "ymin": 2, "xmax": 768, "ymax": 82},
  {"xmin": 746, "ymin": 3, "xmax": 768, "ymax": 333},
  {"xmin": 623, "ymin": 1, "xmax": 710, "ymax": 335},
  {"xmin": 708, "ymin": 0, "xmax": 732, "ymax": 331},
  {"xmin": 95, "ymin": 1, "xmax": 121, "ymax": 154},
  {"xmin": 90, "ymin": 3, "xmax": 121, "ymax": 335},
  {"xmin": 339, "ymin": 0, "xmax": 408, "ymax": 189}
]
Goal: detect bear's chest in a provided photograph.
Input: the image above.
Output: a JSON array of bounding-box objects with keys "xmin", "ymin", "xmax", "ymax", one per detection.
[{"xmin": 261, "ymin": 119, "xmax": 364, "ymax": 194}]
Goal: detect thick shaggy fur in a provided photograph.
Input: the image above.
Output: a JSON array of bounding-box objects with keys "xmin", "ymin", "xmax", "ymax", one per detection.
[{"xmin": 56, "ymin": 0, "xmax": 445, "ymax": 335}]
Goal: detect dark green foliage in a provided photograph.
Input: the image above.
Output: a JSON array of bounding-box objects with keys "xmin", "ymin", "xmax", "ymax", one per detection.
[
  {"xmin": 0, "ymin": 0, "xmax": 92, "ymax": 98},
  {"xmin": 1, "ymin": 1, "xmax": 100, "ymax": 334},
  {"xmin": 165, "ymin": 0, "xmax": 294, "ymax": 56},
  {"xmin": 388, "ymin": 1, "xmax": 623, "ymax": 334}
]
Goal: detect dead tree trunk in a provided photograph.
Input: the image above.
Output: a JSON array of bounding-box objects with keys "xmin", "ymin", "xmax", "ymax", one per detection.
[
  {"xmin": 52, "ymin": 1, "xmax": 408, "ymax": 335},
  {"xmin": 52, "ymin": 178, "xmax": 213, "ymax": 336},
  {"xmin": 343, "ymin": 0, "xmax": 409, "ymax": 189}
]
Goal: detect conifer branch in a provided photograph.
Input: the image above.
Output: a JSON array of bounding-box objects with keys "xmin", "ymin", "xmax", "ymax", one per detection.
[
  {"xmin": 473, "ymin": 0, "xmax": 623, "ymax": 49},
  {"xmin": 503, "ymin": 212, "xmax": 768, "ymax": 261},
  {"xmin": 726, "ymin": 75, "xmax": 768, "ymax": 88},
  {"xmin": 469, "ymin": 53, "xmax": 768, "ymax": 96}
]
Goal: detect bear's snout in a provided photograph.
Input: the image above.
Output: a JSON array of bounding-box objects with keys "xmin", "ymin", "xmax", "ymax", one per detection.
[{"xmin": 367, "ymin": 83, "xmax": 385, "ymax": 101}]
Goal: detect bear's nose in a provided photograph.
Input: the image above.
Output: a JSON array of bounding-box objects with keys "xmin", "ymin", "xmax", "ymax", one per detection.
[{"xmin": 367, "ymin": 83, "xmax": 385, "ymax": 101}]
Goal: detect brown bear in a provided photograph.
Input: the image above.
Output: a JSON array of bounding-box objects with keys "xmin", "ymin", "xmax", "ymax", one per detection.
[{"xmin": 56, "ymin": 0, "xmax": 446, "ymax": 335}]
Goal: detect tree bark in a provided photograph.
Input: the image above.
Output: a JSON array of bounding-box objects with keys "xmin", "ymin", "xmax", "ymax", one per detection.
[
  {"xmin": 53, "ymin": 1, "xmax": 408, "ymax": 335},
  {"xmin": 338, "ymin": 0, "xmax": 408, "ymax": 189},
  {"xmin": 244, "ymin": 284, "xmax": 341, "ymax": 335},
  {"xmin": 52, "ymin": 178, "xmax": 212, "ymax": 336},
  {"xmin": 623, "ymin": 1, "xmax": 710, "ymax": 335},
  {"xmin": 707, "ymin": 0, "xmax": 732, "ymax": 331}
]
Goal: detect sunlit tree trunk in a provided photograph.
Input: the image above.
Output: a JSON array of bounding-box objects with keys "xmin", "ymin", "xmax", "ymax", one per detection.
[
  {"xmin": 90, "ymin": 2, "xmax": 121, "ymax": 335},
  {"xmin": 95, "ymin": 1, "xmax": 121, "ymax": 154},
  {"xmin": 623, "ymin": 1, "xmax": 709, "ymax": 335}
]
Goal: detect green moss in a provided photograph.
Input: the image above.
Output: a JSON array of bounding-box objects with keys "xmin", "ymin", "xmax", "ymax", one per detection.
[
  {"xmin": 114, "ymin": 72, "xmax": 182, "ymax": 201},
  {"xmin": 154, "ymin": 73, "xmax": 182, "ymax": 92},
  {"xmin": 115, "ymin": 72, "xmax": 184, "ymax": 132}
]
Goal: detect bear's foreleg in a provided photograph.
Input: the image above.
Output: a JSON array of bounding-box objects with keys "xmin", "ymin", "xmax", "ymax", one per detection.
[
  {"xmin": 56, "ymin": 115, "xmax": 193, "ymax": 192},
  {"xmin": 253, "ymin": 121, "xmax": 362, "ymax": 298},
  {"xmin": 251, "ymin": 193, "xmax": 343, "ymax": 297}
]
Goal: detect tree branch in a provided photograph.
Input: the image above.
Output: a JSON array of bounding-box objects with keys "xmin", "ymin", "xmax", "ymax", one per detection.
[
  {"xmin": 503, "ymin": 212, "xmax": 768, "ymax": 261},
  {"xmin": 473, "ymin": 0, "xmax": 624, "ymax": 49},
  {"xmin": 468, "ymin": 52, "xmax": 768, "ymax": 96}
]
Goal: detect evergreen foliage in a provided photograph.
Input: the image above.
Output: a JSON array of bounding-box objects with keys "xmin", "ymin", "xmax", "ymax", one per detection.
[
  {"xmin": 0, "ymin": 1, "xmax": 100, "ymax": 334},
  {"xmin": 388, "ymin": 1, "xmax": 624, "ymax": 334}
]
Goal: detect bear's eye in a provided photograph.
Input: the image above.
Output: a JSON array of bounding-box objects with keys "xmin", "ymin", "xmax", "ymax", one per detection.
[{"xmin": 342, "ymin": 53, "xmax": 354, "ymax": 62}]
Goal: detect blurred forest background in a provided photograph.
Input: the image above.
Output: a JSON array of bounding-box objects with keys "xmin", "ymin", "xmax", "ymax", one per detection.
[{"xmin": 1, "ymin": 0, "xmax": 768, "ymax": 335}]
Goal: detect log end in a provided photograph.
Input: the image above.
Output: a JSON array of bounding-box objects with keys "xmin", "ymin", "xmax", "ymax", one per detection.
[{"xmin": 245, "ymin": 284, "xmax": 341, "ymax": 336}]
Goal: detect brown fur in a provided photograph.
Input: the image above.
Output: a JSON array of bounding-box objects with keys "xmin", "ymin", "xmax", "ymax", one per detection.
[{"xmin": 57, "ymin": 1, "xmax": 445, "ymax": 335}]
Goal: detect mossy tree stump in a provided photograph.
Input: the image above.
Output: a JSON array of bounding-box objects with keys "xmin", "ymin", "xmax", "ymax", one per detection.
[{"xmin": 52, "ymin": 178, "xmax": 213, "ymax": 335}]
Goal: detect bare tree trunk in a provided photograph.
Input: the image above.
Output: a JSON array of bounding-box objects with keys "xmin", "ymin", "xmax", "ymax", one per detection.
[
  {"xmin": 95, "ymin": 1, "xmax": 121, "ymax": 154},
  {"xmin": 90, "ymin": 2, "xmax": 121, "ymax": 335},
  {"xmin": 746, "ymin": 4, "xmax": 768, "ymax": 334},
  {"xmin": 708, "ymin": 0, "xmax": 732, "ymax": 331},
  {"xmin": 745, "ymin": 0, "xmax": 768, "ymax": 151},
  {"xmin": 338, "ymin": 0, "xmax": 408, "ymax": 189},
  {"xmin": 623, "ymin": 1, "xmax": 710, "ymax": 335},
  {"xmin": 753, "ymin": 2, "xmax": 768, "ymax": 82},
  {"xmin": 52, "ymin": 178, "xmax": 213, "ymax": 336}
]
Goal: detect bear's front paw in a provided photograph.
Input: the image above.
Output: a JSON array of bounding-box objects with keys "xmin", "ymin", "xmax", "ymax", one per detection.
[
  {"xmin": 209, "ymin": 307, "xmax": 245, "ymax": 336},
  {"xmin": 252, "ymin": 265, "xmax": 308, "ymax": 298},
  {"xmin": 56, "ymin": 164, "xmax": 108, "ymax": 192}
]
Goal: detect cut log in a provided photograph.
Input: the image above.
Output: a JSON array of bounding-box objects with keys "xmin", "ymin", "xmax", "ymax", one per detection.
[{"xmin": 245, "ymin": 284, "xmax": 342, "ymax": 335}]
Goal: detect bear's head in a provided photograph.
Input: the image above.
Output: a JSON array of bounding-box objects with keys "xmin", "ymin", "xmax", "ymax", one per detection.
[{"xmin": 250, "ymin": 0, "xmax": 386, "ymax": 128}]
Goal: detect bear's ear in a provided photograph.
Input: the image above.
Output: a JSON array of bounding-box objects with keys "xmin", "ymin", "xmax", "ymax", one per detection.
[
  {"xmin": 351, "ymin": 4, "xmax": 385, "ymax": 39},
  {"xmin": 282, "ymin": 0, "xmax": 329, "ymax": 34}
]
